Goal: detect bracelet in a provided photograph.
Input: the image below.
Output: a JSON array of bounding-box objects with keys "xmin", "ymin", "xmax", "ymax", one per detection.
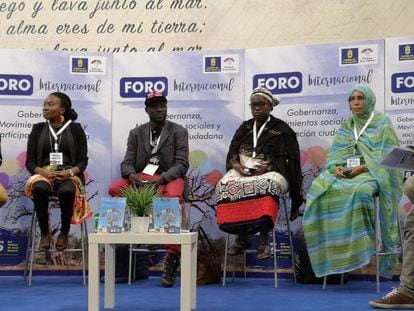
[{"xmin": 329, "ymin": 165, "xmax": 336, "ymax": 174}]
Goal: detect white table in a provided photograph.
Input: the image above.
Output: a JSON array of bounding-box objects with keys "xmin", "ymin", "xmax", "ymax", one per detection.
[{"xmin": 88, "ymin": 232, "xmax": 198, "ymax": 311}]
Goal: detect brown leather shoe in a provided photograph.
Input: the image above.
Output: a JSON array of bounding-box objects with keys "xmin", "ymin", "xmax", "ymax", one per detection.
[
  {"xmin": 369, "ymin": 288, "xmax": 414, "ymax": 308},
  {"xmin": 39, "ymin": 233, "xmax": 51, "ymax": 250},
  {"xmin": 56, "ymin": 233, "xmax": 69, "ymax": 250}
]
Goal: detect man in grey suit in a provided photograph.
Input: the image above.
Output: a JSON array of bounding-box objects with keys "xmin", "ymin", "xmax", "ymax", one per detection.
[{"xmin": 109, "ymin": 90, "xmax": 189, "ymax": 287}]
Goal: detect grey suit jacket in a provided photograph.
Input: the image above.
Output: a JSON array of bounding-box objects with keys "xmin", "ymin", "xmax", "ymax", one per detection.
[{"xmin": 120, "ymin": 120, "xmax": 189, "ymax": 183}]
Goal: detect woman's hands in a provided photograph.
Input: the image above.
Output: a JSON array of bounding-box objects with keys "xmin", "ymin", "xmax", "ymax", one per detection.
[
  {"xmin": 36, "ymin": 167, "xmax": 58, "ymax": 181},
  {"xmin": 55, "ymin": 169, "xmax": 72, "ymax": 182},
  {"xmin": 232, "ymin": 163, "xmax": 249, "ymax": 176},
  {"xmin": 35, "ymin": 167, "xmax": 78, "ymax": 182},
  {"xmin": 250, "ymin": 164, "xmax": 268, "ymax": 176},
  {"xmin": 333, "ymin": 165, "xmax": 368, "ymax": 179}
]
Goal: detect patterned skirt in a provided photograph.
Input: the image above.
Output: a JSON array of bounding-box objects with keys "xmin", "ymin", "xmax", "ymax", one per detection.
[{"xmin": 215, "ymin": 169, "xmax": 288, "ymax": 234}]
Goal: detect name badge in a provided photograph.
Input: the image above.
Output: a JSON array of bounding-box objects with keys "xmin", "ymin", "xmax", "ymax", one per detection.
[
  {"xmin": 143, "ymin": 164, "xmax": 159, "ymax": 176},
  {"xmin": 50, "ymin": 152, "xmax": 63, "ymax": 166},
  {"xmin": 346, "ymin": 157, "xmax": 360, "ymax": 168}
]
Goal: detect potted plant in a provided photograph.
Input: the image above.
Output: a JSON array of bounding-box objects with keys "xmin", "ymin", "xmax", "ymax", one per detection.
[{"xmin": 121, "ymin": 184, "xmax": 159, "ymax": 233}]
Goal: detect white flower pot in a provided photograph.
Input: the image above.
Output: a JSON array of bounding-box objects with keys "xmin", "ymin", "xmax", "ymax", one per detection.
[{"xmin": 130, "ymin": 216, "xmax": 150, "ymax": 234}]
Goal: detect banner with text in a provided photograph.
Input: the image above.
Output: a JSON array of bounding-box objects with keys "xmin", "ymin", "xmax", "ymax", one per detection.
[
  {"xmin": 385, "ymin": 36, "xmax": 414, "ymax": 213},
  {"xmin": 245, "ymin": 40, "xmax": 385, "ymax": 219},
  {"xmin": 112, "ymin": 50, "xmax": 245, "ymax": 237},
  {"xmin": 2, "ymin": 37, "xmax": 413, "ymax": 275},
  {"xmin": 0, "ymin": 50, "xmax": 112, "ymax": 269}
]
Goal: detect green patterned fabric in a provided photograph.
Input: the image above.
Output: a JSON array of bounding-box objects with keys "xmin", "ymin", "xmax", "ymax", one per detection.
[{"xmin": 303, "ymin": 84, "xmax": 403, "ymax": 277}]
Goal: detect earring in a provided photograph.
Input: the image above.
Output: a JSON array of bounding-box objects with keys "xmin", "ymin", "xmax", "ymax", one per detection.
[{"xmin": 58, "ymin": 115, "xmax": 65, "ymax": 124}]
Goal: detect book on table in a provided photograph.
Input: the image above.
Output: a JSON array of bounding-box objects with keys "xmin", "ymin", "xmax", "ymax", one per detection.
[
  {"xmin": 97, "ymin": 197, "xmax": 126, "ymax": 233},
  {"xmin": 152, "ymin": 197, "xmax": 181, "ymax": 233}
]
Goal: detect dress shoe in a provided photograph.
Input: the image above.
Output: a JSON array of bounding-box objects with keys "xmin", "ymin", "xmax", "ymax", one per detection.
[
  {"xmin": 39, "ymin": 233, "xmax": 51, "ymax": 250},
  {"xmin": 56, "ymin": 233, "xmax": 69, "ymax": 250}
]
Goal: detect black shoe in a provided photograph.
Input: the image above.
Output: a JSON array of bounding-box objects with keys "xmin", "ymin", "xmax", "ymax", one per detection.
[{"xmin": 160, "ymin": 254, "xmax": 180, "ymax": 287}]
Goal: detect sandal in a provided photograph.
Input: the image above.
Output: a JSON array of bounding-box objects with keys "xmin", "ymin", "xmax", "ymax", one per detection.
[
  {"xmin": 257, "ymin": 242, "xmax": 271, "ymax": 260},
  {"xmin": 227, "ymin": 238, "xmax": 250, "ymax": 256},
  {"xmin": 39, "ymin": 233, "xmax": 51, "ymax": 250},
  {"xmin": 227, "ymin": 243, "xmax": 246, "ymax": 256},
  {"xmin": 56, "ymin": 233, "xmax": 69, "ymax": 250}
]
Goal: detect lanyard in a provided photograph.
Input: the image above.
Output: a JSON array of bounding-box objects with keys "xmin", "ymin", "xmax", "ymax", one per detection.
[
  {"xmin": 149, "ymin": 128, "xmax": 162, "ymax": 155},
  {"xmin": 353, "ymin": 112, "xmax": 374, "ymax": 155},
  {"xmin": 252, "ymin": 116, "xmax": 270, "ymax": 158},
  {"xmin": 48, "ymin": 120, "xmax": 72, "ymax": 152}
]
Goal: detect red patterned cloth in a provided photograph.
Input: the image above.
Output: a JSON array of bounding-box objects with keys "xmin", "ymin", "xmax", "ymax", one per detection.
[
  {"xmin": 217, "ymin": 196, "xmax": 278, "ymax": 225},
  {"xmin": 25, "ymin": 174, "xmax": 91, "ymax": 225}
]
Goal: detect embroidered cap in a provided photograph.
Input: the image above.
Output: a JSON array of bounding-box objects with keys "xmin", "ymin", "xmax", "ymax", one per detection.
[
  {"xmin": 250, "ymin": 87, "xmax": 280, "ymax": 107},
  {"xmin": 144, "ymin": 91, "xmax": 167, "ymax": 106}
]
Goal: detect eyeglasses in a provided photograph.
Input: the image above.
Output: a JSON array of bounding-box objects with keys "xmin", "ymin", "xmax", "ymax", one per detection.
[
  {"xmin": 348, "ymin": 95, "xmax": 365, "ymax": 102},
  {"xmin": 249, "ymin": 102, "xmax": 268, "ymax": 108}
]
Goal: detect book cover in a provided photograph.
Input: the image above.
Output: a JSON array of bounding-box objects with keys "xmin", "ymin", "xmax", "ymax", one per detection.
[
  {"xmin": 379, "ymin": 145, "xmax": 414, "ymax": 170},
  {"xmin": 97, "ymin": 197, "xmax": 126, "ymax": 233},
  {"xmin": 152, "ymin": 197, "xmax": 181, "ymax": 233}
]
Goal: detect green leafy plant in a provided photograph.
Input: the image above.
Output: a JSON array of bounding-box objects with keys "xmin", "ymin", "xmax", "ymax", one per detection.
[{"xmin": 121, "ymin": 184, "xmax": 159, "ymax": 217}]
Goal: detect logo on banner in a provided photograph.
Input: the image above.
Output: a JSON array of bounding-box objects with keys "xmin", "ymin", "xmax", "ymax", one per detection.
[
  {"xmin": 0, "ymin": 74, "xmax": 33, "ymax": 96},
  {"xmin": 340, "ymin": 45, "xmax": 378, "ymax": 66},
  {"xmin": 203, "ymin": 55, "xmax": 240, "ymax": 73},
  {"xmin": 71, "ymin": 57, "xmax": 88, "ymax": 73},
  {"xmin": 70, "ymin": 56, "xmax": 106, "ymax": 75},
  {"xmin": 89, "ymin": 58, "xmax": 106, "ymax": 74},
  {"xmin": 391, "ymin": 72, "xmax": 414, "ymax": 93},
  {"xmin": 120, "ymin": 77, "xmax": 168, "ymax": 98},
  {"xmin": 204, "ymin": 56, "xmax": 221, "ymax": 72},
  {"xmin": 253, "ymin": 72, "xmax": 302, "ymax": 94},
  {"xmin": 340, "ymin": 48, "xmax": 359, "ymax": 65},
  {"xmin": 399, "ymin": 44, "xmax": 414, "ymax": 61}
]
